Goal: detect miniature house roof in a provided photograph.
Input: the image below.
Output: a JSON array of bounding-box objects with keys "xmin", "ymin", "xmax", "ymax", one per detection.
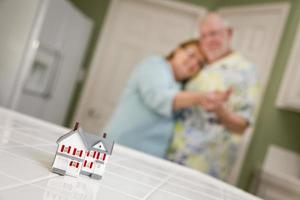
[{"xmin": 56, "ymin": 127, "xmax": 114, "ymax": 155}]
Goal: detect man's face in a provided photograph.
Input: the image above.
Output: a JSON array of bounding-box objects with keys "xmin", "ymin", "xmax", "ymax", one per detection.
[{"xmin": 200, "ymin": 19, "xmax": 232, "ymax": 62}]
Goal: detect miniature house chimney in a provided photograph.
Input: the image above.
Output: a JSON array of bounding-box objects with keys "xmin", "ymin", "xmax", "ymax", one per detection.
[
  {"xmin": 73, "ymin": 122, "xmax": 79, "ymax": 131},
  {"xmin": 103, "ymin": 133, "xmax": 107, "ymax": 138}
]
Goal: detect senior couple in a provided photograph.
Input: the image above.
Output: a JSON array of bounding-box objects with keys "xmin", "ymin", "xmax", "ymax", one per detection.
[{"xmin": 105, "ymin": 13, "xmax": 260, "ymax": 181}]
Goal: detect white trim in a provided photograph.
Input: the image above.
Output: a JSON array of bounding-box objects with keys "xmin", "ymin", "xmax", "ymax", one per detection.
[
  {"xmin": 143, "ymin": 0, "xmax": 206, "ymax": 14},
  {"xmin": 218, "ymin": 2, "xmax": 290, "ymax": 13}
]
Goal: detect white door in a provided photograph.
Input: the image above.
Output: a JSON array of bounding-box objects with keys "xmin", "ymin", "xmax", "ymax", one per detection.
[
  {"xmin": 217, "ymin": 2, "xmax": 290, "ymax": 185},
  {"xmin": 16, "ymin": 0, "xmax": 92, "ymax": 125},
  {"xmin": 74, "ymin": 0, "xmax": 206, "ymax": 132},
  {"xmin": 218, "ymin": 3, "xmax": 290, "ymax": 93}
]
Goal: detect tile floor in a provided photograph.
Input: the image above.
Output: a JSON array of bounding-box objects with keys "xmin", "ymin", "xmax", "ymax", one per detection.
[{"xmin": 0, "ymin": 107, "xmax": 263, "ymax": 200}]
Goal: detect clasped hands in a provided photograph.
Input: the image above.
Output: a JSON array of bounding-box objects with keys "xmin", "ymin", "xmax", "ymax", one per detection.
[{"xmin": 198, "ymin": 88, "xmax": 232, "ymax": 112}]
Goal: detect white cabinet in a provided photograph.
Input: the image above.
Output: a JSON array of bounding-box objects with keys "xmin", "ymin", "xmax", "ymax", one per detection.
[
  {"xmin": 255, "ymin": 145, "xmax": 300, "ymax": 200},
  {"xmin": 276, "ymin": 20, "xmax": 300, "ymax": 112}
]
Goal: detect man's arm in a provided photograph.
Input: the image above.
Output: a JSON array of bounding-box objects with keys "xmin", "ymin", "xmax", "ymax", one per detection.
[
  {"xmin": 215, "ymin": 105, "xmax": 249, "ymax": 134},
  {"xmin": 199, "ymin": 89, "xmax": 249, "ymax": 134},
  {"xmin": 173, "ymin": 89, "xmax": 250, "ymax": 133}
]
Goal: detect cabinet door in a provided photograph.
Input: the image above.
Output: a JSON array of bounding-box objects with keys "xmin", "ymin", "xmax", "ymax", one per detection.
[{"xmin": 277, "ymin": 20, "xmax": 300, "ymax": 112}]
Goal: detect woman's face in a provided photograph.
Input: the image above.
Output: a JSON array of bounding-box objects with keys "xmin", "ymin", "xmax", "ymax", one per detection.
[{"xmin": 172, "ymin": 44, "xmax": 205, "ymax": 81}]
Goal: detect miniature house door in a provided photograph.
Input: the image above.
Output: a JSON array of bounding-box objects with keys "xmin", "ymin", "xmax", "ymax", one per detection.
[
  {"xmin": 15, "ymin": 0, "xmax": 92, "ymax": 125},
  {"xmin": 54, "ymin": 155, "xmax": 68, "ymax": 172},
  {"xmin": 74, "ymin": 0, "xmax": 206, "ymax": 132}
]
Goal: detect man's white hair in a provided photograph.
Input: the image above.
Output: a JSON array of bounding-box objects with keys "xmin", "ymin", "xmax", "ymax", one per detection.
[{"xmin": 200, "ymin": 12, "xmax": 232, "ymax": 29}]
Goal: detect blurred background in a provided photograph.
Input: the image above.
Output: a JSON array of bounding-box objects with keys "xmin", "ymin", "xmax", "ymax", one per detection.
[{"xmin": 0, "ymin": 0, "xmax": 299, "ymax": 198}]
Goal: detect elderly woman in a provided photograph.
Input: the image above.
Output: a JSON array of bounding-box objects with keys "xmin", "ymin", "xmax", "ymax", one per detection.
[{"xmin": 105, "ymin": 39, "xmax": 207, "ymax": 157}]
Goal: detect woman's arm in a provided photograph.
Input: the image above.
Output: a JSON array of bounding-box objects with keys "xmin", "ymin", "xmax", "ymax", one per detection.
[{"xmin": 172, "ymin": 92, "xmax": 203, "ymax": 111}]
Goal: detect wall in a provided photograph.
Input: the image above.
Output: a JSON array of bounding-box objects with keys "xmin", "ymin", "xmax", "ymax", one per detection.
[{"xmin": 215, "ymin": 0, "xmax": 300, "ymax": 190}]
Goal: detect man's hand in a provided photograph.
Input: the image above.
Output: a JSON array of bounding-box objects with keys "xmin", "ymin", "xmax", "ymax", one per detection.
[
  {"xmin": 199, "ymin": 88, "xmax": 232, "ymax": 111},
  {"xmin": 198, "ymin": 87, "xmax": 248, "ymax": 134}
]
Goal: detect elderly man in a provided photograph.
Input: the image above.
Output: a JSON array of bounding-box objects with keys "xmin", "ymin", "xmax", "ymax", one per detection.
[{"xmin": 167, "ymin": 13, "xmax": 260, "ymax": 181}]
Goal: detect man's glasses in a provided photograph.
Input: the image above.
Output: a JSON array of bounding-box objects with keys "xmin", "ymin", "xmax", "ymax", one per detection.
[{"xmin": 201, "ymin": 28, "xmax": 226, "ymax": 40}]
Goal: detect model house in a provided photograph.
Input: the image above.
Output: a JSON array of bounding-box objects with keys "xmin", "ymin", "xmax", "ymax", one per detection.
[{"xmin": 52, "ymin": 122, "xmax": 114, "ymax": 180}]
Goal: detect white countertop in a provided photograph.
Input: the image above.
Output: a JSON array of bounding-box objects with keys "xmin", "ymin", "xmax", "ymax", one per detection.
[{"xmin": 0, "ymin": 107, "xmax": 262, "ymax": 200}]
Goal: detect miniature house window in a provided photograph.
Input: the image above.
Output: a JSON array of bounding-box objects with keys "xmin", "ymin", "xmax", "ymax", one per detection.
[
  {"xmin": 83, "ymin": 160, "xmax": 94, "ymax": 168},
  {"xmin": 93, "ymin": 142, "xmax": 106, "ymax": 151},
  {"xmin": 86, "ymin": 151, "xmax": 91, "ymax": 157},
  {"xmin": 60, "ymin": 145, "xmax": 71, "ymax": 154},
  {"xmin": 69, "ymin": 161, "xmax": 79, "ymax": 168},
  {"xmin": 96, "ymin": 152, "xmax": 100, "ymax": 160},
  {"xmin": 102, "ymin": 153, "xmax": 106, "ymax": 161},
  {"xmin": 72, "ymin": 148, "xmax": 83, "ymax": 157},
  {"xmin": 96, "ymin": 153, "xmax": 106, "ymax": 161},
  {"xmin": 87, "ymin": 151, "xmax": 97, "ymax": 158}
]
